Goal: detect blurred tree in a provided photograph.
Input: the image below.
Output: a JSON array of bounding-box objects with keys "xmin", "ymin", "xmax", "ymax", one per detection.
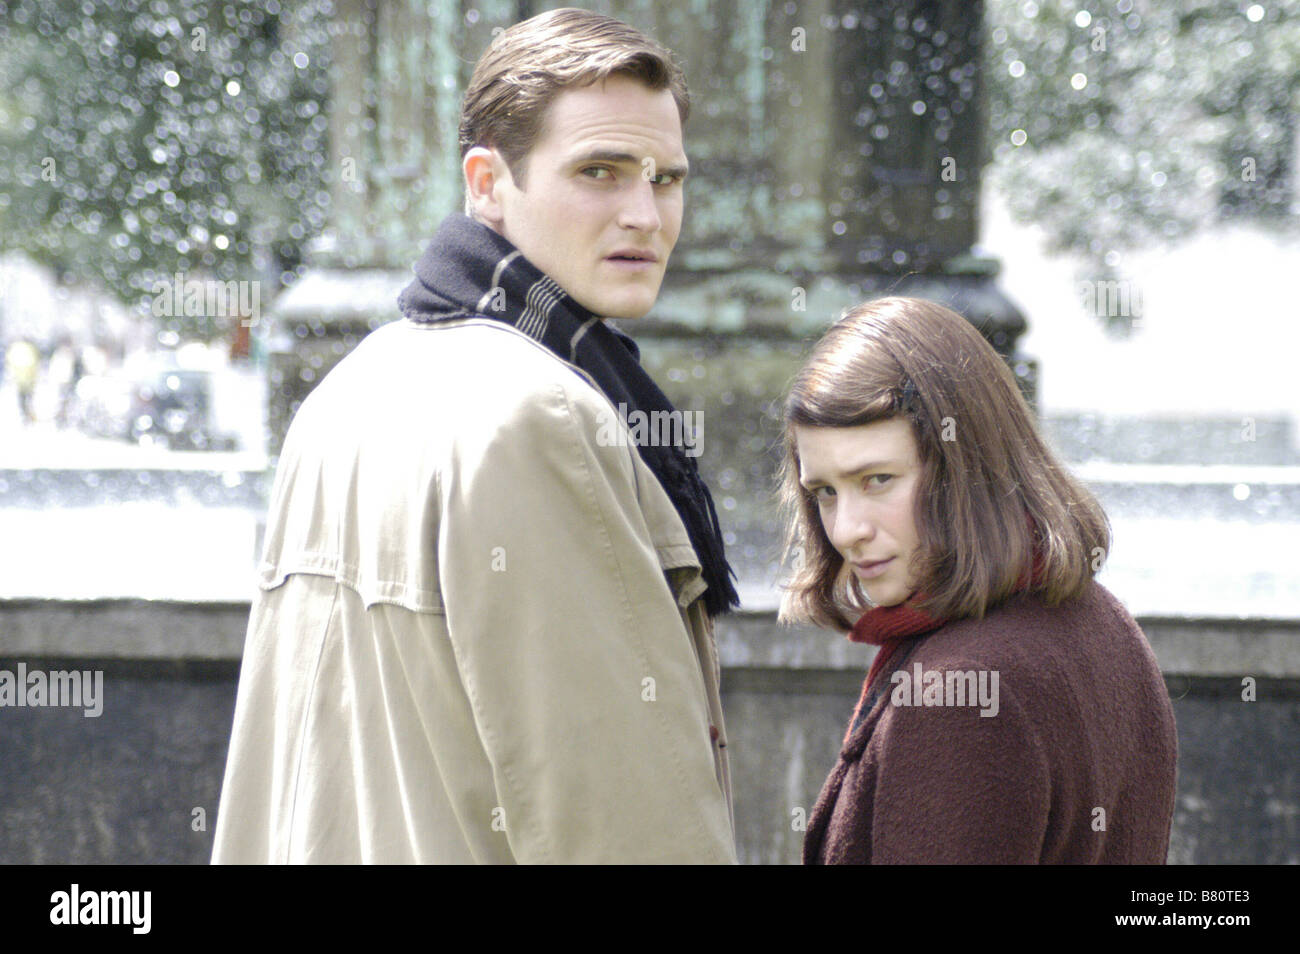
[
  {"xmin": 0, "ymin": 0, "xmax": 334, "ymax": 340},
  {"xmin": 984, "ymin": 0, "xmax": 1299, "ymax": 269}
]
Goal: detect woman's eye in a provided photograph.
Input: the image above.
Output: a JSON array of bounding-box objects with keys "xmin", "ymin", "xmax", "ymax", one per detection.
[{"xmin": 812, "ymin": 475, "xmax": 891, "ymax": 500}]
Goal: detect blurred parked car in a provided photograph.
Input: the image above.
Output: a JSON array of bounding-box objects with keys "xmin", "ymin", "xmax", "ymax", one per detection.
[
  {"xmin": 71, "ymin": 373, "xmax": 134, "ymax": 440},
  {"xmin": 73, "ymin": 361, "xmax": 238, "ymax": 451}
]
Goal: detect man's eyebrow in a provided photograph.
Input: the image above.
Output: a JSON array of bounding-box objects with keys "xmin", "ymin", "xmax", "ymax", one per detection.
[
  {"xmin": 571, "ymin": 149, "xmax": 689, "ymax": 178},
  {"xmin": 799, "ymin": 459, "xmax": 897, "ymax": 487}
]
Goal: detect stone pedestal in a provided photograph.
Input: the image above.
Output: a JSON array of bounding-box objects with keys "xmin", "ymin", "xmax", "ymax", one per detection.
[{"xmin": 265, "ymin": 0, "xmax": 1034, "ymax": 456}]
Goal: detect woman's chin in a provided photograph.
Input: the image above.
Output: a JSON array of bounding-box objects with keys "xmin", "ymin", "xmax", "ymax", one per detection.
[{"xmin": 865, "ymin": 587, "xmax": 906, "ymax": 608}]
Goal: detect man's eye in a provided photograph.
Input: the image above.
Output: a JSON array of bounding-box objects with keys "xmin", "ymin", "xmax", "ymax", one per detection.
[
  {"xmin": 582, "ymin": 166, "xmax": 612, "ymax": 180},
  {"xmin": 652, "ymin": 173, "xmax": 681, "ymax": 186}
]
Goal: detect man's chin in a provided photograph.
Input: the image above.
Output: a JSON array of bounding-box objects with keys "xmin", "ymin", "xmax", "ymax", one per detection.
[
  {"xmin": 577, "ymin": 291, "xmax": 660, "ymax": 320},
  {"xmin": 601, "ymin": 306, "xmax": 652, "ymax": 320}
]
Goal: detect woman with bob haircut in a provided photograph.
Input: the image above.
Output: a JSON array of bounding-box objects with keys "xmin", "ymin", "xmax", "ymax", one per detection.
[{"xmin": 777, "ymin": 296, "xmax": 1177, "ymax": 864}]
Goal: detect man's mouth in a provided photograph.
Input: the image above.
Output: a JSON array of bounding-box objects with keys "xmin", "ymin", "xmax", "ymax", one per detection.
[{"xmin": 605, "ymin": 249, "xmax": 659, "ymax": 264}]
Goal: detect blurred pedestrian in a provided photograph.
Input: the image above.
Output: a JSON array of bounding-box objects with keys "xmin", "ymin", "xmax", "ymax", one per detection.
[
  {"xmin": 49, "ymin": 337, "xmax": 84, "ymax": 428},
  {"xmin": 5, "ymin": 338, "xmax": 40, "ymax": 426}
]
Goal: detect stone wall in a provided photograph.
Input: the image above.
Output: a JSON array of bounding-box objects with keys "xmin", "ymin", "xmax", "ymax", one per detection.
[{"xmin": 1, "ymin": 598, "xmax": 1294, "ymax": 864}]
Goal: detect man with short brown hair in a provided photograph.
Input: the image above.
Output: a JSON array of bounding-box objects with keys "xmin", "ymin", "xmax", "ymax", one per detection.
[{"xmin": 213, "ymin": 8, "xmax": 739, "ymax": 864}]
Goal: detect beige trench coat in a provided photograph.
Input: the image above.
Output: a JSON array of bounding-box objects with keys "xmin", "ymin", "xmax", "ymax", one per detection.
[{"xmin": 212, "ymin": 317, "xmax": 737, "ymax": 863}]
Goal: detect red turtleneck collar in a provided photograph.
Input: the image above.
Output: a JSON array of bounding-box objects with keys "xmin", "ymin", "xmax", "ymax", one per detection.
[{"xmin": 845, "ymin": 550, "xmax": 1047, "ymax": 737}]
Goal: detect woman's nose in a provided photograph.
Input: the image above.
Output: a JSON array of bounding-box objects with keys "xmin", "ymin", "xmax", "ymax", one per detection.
[{"xmin": 830, "ymin": 498, "xmax": 877, "ymax": 554}]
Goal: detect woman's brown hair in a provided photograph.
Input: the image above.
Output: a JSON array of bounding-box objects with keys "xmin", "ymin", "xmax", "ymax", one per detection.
[{"xmin": 777, "ymin": 296, "xmax": 1111, "ymax": 631}]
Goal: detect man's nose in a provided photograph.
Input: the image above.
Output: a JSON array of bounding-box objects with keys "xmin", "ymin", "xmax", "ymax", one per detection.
[{"xmin": 617, "ymin": 178, "xmax": 662, "ymax": 232}]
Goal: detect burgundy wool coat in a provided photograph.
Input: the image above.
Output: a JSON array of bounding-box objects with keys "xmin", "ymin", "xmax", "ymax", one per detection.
[{"xmin": 803, "ymin": 580, "xmax": 1178, "ymax": 864}]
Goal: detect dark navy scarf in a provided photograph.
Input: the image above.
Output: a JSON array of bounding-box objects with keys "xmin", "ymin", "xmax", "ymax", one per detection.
[{"xmin": 397, "ymin": 213, "xmax": 740, "ymax": 617}]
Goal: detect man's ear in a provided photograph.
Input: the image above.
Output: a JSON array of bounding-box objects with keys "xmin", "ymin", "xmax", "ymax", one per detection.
[{"xmin": 463, "ymin": 146, "xmax": 510, "ymax": 231}]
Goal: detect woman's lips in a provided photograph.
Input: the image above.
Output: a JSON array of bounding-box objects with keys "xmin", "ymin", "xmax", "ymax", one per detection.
[{"xmin": 853, "ymin": 557, "xmax": 893, "ymax": 579}]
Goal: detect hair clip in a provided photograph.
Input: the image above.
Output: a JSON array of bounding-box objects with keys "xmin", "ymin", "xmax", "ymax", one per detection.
[{"xmin": 900, "ymin": 378, "xmax": 919, "ymax": 410}]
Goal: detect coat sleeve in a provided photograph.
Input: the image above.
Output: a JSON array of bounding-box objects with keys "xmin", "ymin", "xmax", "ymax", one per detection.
[
  {"xmin": 868, "ymin": 672, "xmax": 1052, "ymax": 863},
  {"xmin": 436, "ymin": 375, "xmax": 737, "ymax": 863}
]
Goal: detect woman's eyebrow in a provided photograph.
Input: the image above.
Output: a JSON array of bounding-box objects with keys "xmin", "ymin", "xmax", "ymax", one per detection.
[{"xmin": 800, "ymin": 459, "xmax": 897, "ymax": 487}]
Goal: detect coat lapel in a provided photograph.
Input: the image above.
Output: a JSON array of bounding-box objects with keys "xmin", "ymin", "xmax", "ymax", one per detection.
[
  {"xmin": 801, "ymin": 638, "xmax": 928, "ymax": 864},
  {"xmin": 801, "ymin": 686, "xmax": 892, "ymax": 864}
]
